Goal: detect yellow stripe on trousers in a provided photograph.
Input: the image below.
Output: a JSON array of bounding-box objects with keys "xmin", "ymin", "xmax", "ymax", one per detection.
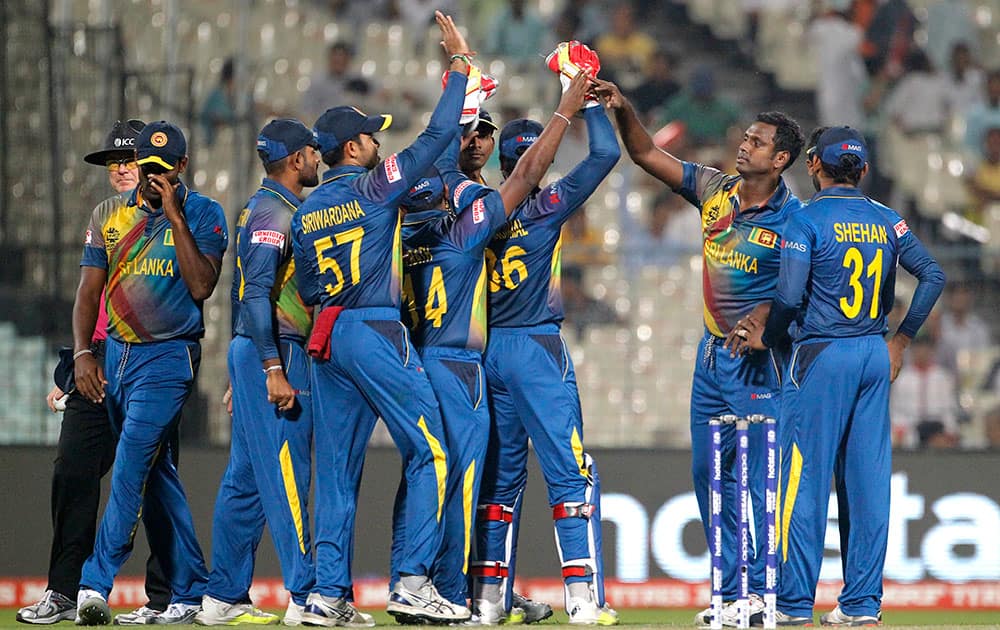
[
  {"xmin": 463, "ymin": 460, "xmax": 476, "ymax": 575},
  {"xmin": 780, "ymin": 443, "xmax": 803, "ymax": 562},
  {"xmin": 279, "ymin": 441, "xmax": 306, "ymax": 554},
  {"xmin": 417, "ymin": 416, "xmax": 448, "ymax": 521}
]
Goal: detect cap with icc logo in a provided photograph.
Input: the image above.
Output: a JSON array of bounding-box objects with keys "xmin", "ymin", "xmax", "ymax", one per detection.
[
  {"xmin": 84, "ymin": 119, "xmax": 146, "ymax": 165},
  {"xmin": 257, "ymin": 118, "xmax": 319, "ymax": 164},
  {"xmin": 313, "ymin": 106, "xmax": 392, "ymax": 155},
  {"xmin": 136, "ymin": 121, "xmax": 187, "ymax": 170},
  {"xmin": 814, "ymin": 126, "xmax": 867, "ymax": 167},
  {"xmin": 400, "ymin": 167, "xmax": 445, "ymax": 212},
  {"xmin": 499, "ymin": 118, "xmax": 544, "ymax": 161}
]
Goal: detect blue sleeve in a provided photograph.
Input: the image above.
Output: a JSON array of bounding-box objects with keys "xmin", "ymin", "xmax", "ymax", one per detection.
[
  {"xmin": 291, "ymin": 216, "xmax": 321, "ymax": 306},
  {"xmin": 450, "ymin": 191, "xmax": 507, "ymax": 254},
  {"xmin": 524, "ymin": 107, "xmax": 621, "ymax": 225},
  {"xmin": 762, "ymin": 215, "xmax": 813, "ymax": 348},
  {"xmin": 895, "ymin": 231, "xmax": 946, "ymax": 338},
  {"xmin": 674, "ymin": 161, "xmax": 703, "ymax": 208},
  {"xmin": 81, "ymin": 208, "xmax": 108, "ymax": 269},
  {"xmin": 191, "ymin": 197, "xmax": 229, "ymax": 259},
  {"xmin": 353, "ymin": 72, "xmax": 467, "ymax": 208},
  {"xmin": 241, "ymin": 203, "xmax": 288, "ymax": 362}
]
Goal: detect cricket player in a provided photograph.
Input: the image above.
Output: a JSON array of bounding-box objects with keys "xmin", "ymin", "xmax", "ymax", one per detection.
[
  {"xmin": 740, "ymin": 127, "xmax": 945, "ymax": 625},
  {"xmin": 74, "ymin": 121, "xmax": 227, "ymax": 625},
  {"xmin": 290, "ymin": 12, "xmax": 473, "ymax": 625},
  {"xmin": 391, "ymin": 73, "xmax": 592, "ymax": 620},
  {"xmin": 594, "ymin": 78, "xmax": 805, "ymax": 625},
  {"xmin": 195, "ymin": 119, "xmax": 322, "ymax": 627},
  {"xmin": 472, "ymin": 42, "xmax": 621, "ymax": 626}
]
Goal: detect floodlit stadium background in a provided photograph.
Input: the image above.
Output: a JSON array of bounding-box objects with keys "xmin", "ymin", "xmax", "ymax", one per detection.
[{"xmin": 0, "ymin": 0, "xmax": 998, "ymax": 609}]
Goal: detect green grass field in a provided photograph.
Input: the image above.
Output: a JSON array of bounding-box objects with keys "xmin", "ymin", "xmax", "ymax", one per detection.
[{"xmin": 4, "ymin": 608, "xmax": 1000, "ymax": 629}]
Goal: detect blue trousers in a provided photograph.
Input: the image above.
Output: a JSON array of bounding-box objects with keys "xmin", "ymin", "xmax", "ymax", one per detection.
[
  {"xmin": 390, "ymin": 346, "xmax": 490, "ymax": 605},
  {"xmin": 206, "ymin": 336, "xmax": 314, "ymax": 606},
  {"xmin": 477, "ymin": 324, "xmax": 606, "ymax": 610},
  {"xmin": 80, "ymin": 338, "xmax": 207, "ymax": 604},
  {"xmin": 777, "ymin": 336, "xmax": 890, "ymax": 618},
  {"xmin": 311, "ymin": 308, "xmax": 448, "ymax": 598},
  {"xmin": 690, "ymin": 333, "xmax": 783, "ymax": 599}
]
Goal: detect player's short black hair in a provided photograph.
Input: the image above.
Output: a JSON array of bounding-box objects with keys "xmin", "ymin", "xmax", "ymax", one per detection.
[
  {"xmin": 321, "ymin": 135, "xmax": 360, "ymax": 167},
  {"xmin": 754, "ymin": 111, "xmax": 804, "ymax": 172},
  {"xmin": 262, "ymin": 154, "xmax": 289, "ymax": 175},
  {"xmin": 822, "ymin": 154, "xmax": 865, "ymax": 185}
]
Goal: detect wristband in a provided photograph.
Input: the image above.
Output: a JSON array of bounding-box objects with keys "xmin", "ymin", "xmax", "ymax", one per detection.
[
  {"xmin": 73, "ymin": 349, "xmax": 93, "ymax": 360},
  {"xmin": 263, "ymin": 365, "xmax": 283, "ymax": 374},
  {"xmin": 553, "ymin": 112, "xmax": 572, "ymax": 126},
  {"xmin": 449, "ymin": 53, "xmax": 474, "ymax": 67}
]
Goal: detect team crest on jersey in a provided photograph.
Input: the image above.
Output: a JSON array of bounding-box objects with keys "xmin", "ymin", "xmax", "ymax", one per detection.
[
  {"xmin": 472, "ymin": 198, "xmax": 486, "ymax": 224},
  {"xmin": 384, "ymin": 154, "xmax": 402, "ymax": 183},
  {"xmin": 893, "ymin": 219, "xmax": 909, "ymax": 237},
  {"xmin": 251, "ymin": 229, "xmax": 286, "ymax": 248},
  {"xmin": 104, "ymin": 227, "xmax": 120, "ymax": 249},
  {"xmin": 748, "ymin": 227, "xmax": 778, "ymax": 248}
]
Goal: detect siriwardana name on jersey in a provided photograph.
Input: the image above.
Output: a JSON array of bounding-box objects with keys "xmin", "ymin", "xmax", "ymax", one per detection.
[
  {"xmin": 703, "ymin": 240, "xmax": 759, "ymax": 274},
  {"xmin": 833, "ymin": 222, "xmax": 889, "ymax": 244},
  {"xmin": 300, "ymin": 200, "xmax": 366, "ymax": 233},
  {"xmin": 118, "ymin": 257, "xmax": 175, "ymax": 277}
]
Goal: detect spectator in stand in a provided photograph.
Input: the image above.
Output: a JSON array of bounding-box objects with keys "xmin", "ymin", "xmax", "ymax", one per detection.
[
  {"xmin": 483, "ymin": 0, "xmax": 548, "ymax": 68},
  {"xmin": 946, "ymin": 42, "xmax": 984, "ymax": 114},
  {"xmin": 965, "ymin": 70, "xmax": 1000, "ymax": 157},
  {"xmin": 967, "ymin": 127, "xmax": 1000, "ymax": 221},
  {"xmin": 299, "ymin": 42, "xmax": 373, "ymax": 124},
  {"xmin": 890, "ymin": 335, "xmax": 960, "ymax": 449},
  {"xmin": 618, "ymin": 189, "xmax": 701, "ymax": 269},
  {"xmin": 561, "ymin": 267, "xmax": 621, "ymax": 339},
  {"xmin": 884, "ymin": 49, "xmax": 952, "ymax": 138},
  {"xmin": 935, "ymin": 282, "xmax": 992, "ymax": 374},
  {"xmin": 924, "ymin": 0, "xmax": 977, "ymax": 76},
  {"xmin": 629, "ymin": 48, "xmax": 681, "ymax": 124},
  {"xmin": 656, "ymin": 66, "xmax": 741, "ymax": 146},
  {"xmin": 552, "ymin": 0, "xmax": 605, "ymax": 46},
  {"xmin": 809, "ymin": 0, "xmax": 867, "ymax": 130},
  {"xmin": 561, "ymin": 208, "xmax": 611, "ymax": 268},
  {"xmin": 594, "ymin": 2, "xmax": 655, "ymax": 91},
  {"xmin": 199, "ymin": 57, "xmax": 240, "ymax": 147},
  {"xmin": 861, "ymin": 0, "xmax": 914, "ymax": 78}
]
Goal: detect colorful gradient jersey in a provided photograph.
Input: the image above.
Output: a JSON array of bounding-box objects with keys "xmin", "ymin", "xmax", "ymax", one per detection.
[
  {"xmin": 231, "ymin": 178, "xmax": 313, "ymax": 362},
  {"xmin": 401, "ymin": 191, "xmax": 507, "ymax": 352},
  {"xmin": 80, "ymin": 184, "xmax": 228, "ymax": 342},
  {"xmin": 675, "ymin": 162, "xmax": 801, "ymax": 337},
  {"xmin": 291, "ymin": 72, "xmax": 467, "ymax": 311},
  {"xmin": 486, "ymin": 107, "xmax": 620, "ymax": 328}
]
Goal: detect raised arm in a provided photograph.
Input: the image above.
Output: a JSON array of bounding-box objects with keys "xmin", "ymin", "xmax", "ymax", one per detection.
[
  {"xmin": 593, "ymin": 78, "xmax": 685, "ymax": 189},
  {"xmin": 498, "ymin": 72, "xmax": 589, "ymax": 214}
]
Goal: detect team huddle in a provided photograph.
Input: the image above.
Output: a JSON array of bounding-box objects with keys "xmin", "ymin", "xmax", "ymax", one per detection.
[{"xmin": 16, "ymin": 9, "xmax": 946, "ymax": 630}]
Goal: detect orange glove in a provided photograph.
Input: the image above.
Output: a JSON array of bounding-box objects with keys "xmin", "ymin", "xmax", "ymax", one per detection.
[{"xmin": 545, "ymin": 41, "xmax": 601, "ymax": 107}]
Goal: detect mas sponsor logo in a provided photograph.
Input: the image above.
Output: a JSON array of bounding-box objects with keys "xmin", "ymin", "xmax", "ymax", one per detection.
[
  {"xmin": 251, "ymin": 230, "xmax": 286, "ymax": 248},
  {"xmin": 782, "ymin": 239, "xmax": 807, "ymax": 252},
  {"xmin": 384, "ymin": 154, "xmax": 402, "ymax": 183},
  {"xmin": 472, "ymin": 199, "xmax": 486, "ymax": 224},
  {"xmin": 750, "ymin": 392, "xmax": 773, "ymax": 400},
  {"xmin": 894, "ymin": 219, "xmax": 910, "ymax": 238}
]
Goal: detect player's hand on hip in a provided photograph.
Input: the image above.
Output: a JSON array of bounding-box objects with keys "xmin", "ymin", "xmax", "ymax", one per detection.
[
  {"xmin": 556, "ymin": 72, "xmax": 591, "ymax": 118},
  {"xmin": 266, "ymin": 370, "xmax": 296, "ymax": 412},
  {"xmin": 436, "ymin": 11, "xmax": 473, "ymax": 59},
  {"xmin": 886, "ymin": 334, "xmax": 910, "ymax": 382},
  {"xmin": 45, "ymin": 385, "xmax": 65, "ymax": 413},
  {"xmin": 74, "ymin": 353, "xmax": 106, "ymax": 404}
]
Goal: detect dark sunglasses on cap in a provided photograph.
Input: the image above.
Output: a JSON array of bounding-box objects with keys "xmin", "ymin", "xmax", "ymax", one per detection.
[{"xmin": 139, "ymin": 162, "xmax": 172, "ymax": 176}]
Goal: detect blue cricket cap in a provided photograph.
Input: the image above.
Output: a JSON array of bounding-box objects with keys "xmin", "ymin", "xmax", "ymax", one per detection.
[
  {"xmin": 136, "ymin": 121, "xmax": 187, "ymax": 170},
  {"xmin": 499, "ymin": 118, "xmax": 543, "ymax": 162},
  {"xmin": 257, "ymin": 118, "xmax": 319, "ymax": 164},
  {"xmin": 462, "ymin": 109, "xmax": 500, "ymax": 137},
  {"xmin": 400, "ymin": 167, "xmax": 445, "ymax": 212},
  {"xmin": 814, "ymin": 126, "xmax": 867, "ymax": 167},
  {"xmin": 313, "ymin": 106, "xmax": 392, "ymax": 155}
]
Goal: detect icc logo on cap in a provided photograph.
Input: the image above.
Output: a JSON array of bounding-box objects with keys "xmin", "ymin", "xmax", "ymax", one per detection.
[{"xmin": 151, "ymin": 132, "xmax": 169, "ymax": 147}]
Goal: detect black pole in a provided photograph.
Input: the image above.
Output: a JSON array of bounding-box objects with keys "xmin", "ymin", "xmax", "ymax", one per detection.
[{"xmin": 43, "ymin": 0, "xmax": 62, "ymax": 293}]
